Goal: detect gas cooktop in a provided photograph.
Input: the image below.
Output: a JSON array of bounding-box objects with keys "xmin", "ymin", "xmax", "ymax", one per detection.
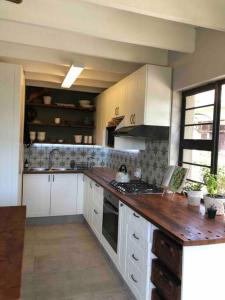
[{"xmin": 110, "ymin": 180, "xmax": 163, "ymax": 194}]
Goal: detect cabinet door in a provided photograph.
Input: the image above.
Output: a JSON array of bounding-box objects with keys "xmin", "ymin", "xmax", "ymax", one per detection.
[
  {"xmin": 123, "ymin": 68, "xmax": 145, "ymax": 127},
  {"xmin": 118, "ymin": 201, "xmax": 128, "ymax": 278},
  {"xmin": 23, "ymin": 174, "xmax": 51, "ymax": 217},
  {"xmin": 76, "ymin": 174, "xmax": 84, "ymax": 214},
  {"xmin": 91, "ymin": 201, "xmax": 103, "ymax": 242},
  {"xmin": 83, "ymin": 177, "xmax": 93, "ymax": 225},
  {"xmin": 50, "ymin": 174, "xmax": 77, "ymax": 216},
  {"xmin": 83, "ymin": 176, "xmax": 89, "ymax": 221}
]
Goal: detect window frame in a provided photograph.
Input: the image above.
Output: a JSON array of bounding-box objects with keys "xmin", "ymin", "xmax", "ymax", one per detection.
[{"xmin": 179, "ymin": 79, "xmax": 225, "ymax": 182}]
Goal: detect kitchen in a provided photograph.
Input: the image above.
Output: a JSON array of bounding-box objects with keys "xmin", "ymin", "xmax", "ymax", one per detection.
[{"xmin": 0, "ymin": 1, "xmax": 225, "ymax": 300}]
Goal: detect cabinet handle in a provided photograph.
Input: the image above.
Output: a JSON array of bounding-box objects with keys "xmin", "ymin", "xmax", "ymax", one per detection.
[
  {"xmin": 120, "ymin": 203, "xmax": 124, "ymax": 207},
  {"xmin": 130, "ymin": 274, "xmax": 138, "ymax": 283},
  {"xmin": 48, "ymin": 175, "xmax": 50, "ymax": 182},
  {"xmin": 132, "ymin": 114, "xmax": 136, "ymax": 124},
  {"xmin": 130, "ymin": 114, "xmax": 133, "ymax": 124},
  {"xmin": 132, "ymin": 254, "xmax": 139, "ymax": 261},
  {"xmin": 133, "ymin": 212, "xmax": 140, "ymax": 218},
  {"xmin": 95, "ymin": 183, "xmax": 100, "ymax": 187},
  {"xmin": 132, "ymin": 233, "xmax": 140, "ymax": 240},
  {"xmin": 94, "ymin": 209, "xmax": 98, "ymax": 214},
  {"xmin": 52, "ymin": 175, "xmax": 55, "ymax": 182}
]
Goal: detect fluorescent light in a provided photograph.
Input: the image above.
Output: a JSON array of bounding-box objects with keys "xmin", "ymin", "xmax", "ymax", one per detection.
[{"xmin": 61, "ymin": 65, "xmax": 83, "ymax": 88}]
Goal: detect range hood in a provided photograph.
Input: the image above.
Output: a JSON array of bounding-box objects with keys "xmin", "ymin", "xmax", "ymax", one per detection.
[{"xmin": 114, "ymin": 125, "xmax": 169, "ymax": 140}]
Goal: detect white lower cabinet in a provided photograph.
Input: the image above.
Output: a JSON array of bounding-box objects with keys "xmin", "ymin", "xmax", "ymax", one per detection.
[
  {"xmin": 50, "ymin": 174, "xmax": 77, "ymax": 216},
  {"xmin": 83, "ymin": 176, "xmax": 104, "ymax": 242},
  {"xmin": 76, "ymin": 174, "xmax": 84, "ymax": 214},
  {"xmin": 119, "ymin": 204, "xmax": 153, "ymax": 300},
  {"xmin": 23, "ymin": 174, "xmax": 51, "ymax": 217},
  {"xmin": 118, "ymin": 201, "xmax": 127, "ymax": 279},
  {"xmin": 23, "ymin": 173, "xmax": 82, "ymax": 217}
]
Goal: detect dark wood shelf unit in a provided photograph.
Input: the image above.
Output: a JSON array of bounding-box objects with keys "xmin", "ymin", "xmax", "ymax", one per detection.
[
  {"xmin": 28, "ymin": 122, "xmax": 95, "ymax": 129},
  {"xmin": 26, "ymin": 102, "xmax": 96, "ymax": 112}
]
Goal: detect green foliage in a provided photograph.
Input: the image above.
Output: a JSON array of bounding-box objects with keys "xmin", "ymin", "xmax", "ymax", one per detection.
[
  {"xmin": 185, "ymin": 182, "xmax": 203, "ymax": 191},
  {"xmin": 203, "ymin": 172, "xmax": 217, "ymax": 197},
  {"xmin": 217, "ymin": 168, "xmax": 225, "ymax": 196}
]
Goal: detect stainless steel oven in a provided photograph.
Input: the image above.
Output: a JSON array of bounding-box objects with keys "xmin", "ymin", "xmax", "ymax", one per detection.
[{"xmin": 102, "ymin": 190, "xmax": 119, "ymax": 253}]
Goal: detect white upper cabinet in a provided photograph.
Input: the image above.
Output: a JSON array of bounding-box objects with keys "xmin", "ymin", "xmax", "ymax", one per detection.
[{"xmin": 95, "ymin": 64, "xmax": 171, "ymax": 146}]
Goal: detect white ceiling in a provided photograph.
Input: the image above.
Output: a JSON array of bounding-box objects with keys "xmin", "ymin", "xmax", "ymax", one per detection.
[{"xmin": 0, "ymin": 0, "xmax": 223, "ymax": 93}]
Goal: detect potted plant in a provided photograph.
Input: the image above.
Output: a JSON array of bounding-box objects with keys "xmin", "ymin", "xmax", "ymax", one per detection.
[
  {"xmin": 207, "ymin": 204, "xmax": 217, "ymax": 219},
  {"xmin": 185, "ymin": 182, "xmax": 203, "ymax": 206},
  {"xmin": 203, "ymin": 171, "xmax": 225, "ymax": 215}
]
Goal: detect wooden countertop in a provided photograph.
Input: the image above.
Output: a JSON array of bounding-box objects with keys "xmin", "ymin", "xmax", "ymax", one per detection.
[
  {"xmin": 23, "ymin": 169, "xmax": 84, "ymax": 174},
  {"xmin": 84, "ymin": 168, "xmax": 225, "ymax": 247},
  {"xmin": 0, "ymin": 206, "xmax": 26, "ymax": 300}
]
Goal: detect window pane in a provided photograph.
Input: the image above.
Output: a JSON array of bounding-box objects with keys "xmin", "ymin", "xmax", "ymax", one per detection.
[
  {"xmin": 183, "ymin": 149, "xmax": 211, "ymax": 167},
  {"xmin": 184, "ymin": 124, "xmax": 213, "ymax": 140},
  {"xmin": 183, "ymin": 164, "xmax": 210, "ymax": 182},
  {"xmin": 218, "ymin": 84, "xmax": 225, "ymax": 170},
  {"xmin": 186, "ymin": 90, "xmax": 215, "ymax": 109},
  {"xmin": 185, "ymin": 106, "xmax": 214, "ymax": 125}
]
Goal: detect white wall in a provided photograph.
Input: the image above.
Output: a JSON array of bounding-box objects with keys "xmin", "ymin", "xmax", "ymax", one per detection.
[
  {"xmin": 168, "ymin": 28, "xmax": 225, "ymax": 165},
  {"xmin": 169, "ymin": 28, "xmax": 225, "ymax": 91}
]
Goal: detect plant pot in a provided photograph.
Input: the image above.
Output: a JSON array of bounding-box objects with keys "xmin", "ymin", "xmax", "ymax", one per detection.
[
  {"xmin": 204, "ymin": 195, "xmax": 225, "ymax": 215},
  {"xmin": 187, "ymin": 190, "xmax": 203, "ymax": 206},
  {"xmin": 207, "ymin": 208, "xmax": 217, "ymax": 219}
]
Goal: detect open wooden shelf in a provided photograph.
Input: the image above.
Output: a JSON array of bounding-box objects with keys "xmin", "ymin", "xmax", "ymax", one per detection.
[
  {"xmin": 26, "ymin": 102, "xmax": 96, "ymax": 112},
  {"xmin": 28, "ymin": 122, "xmax": 95, "ymax": 129}
]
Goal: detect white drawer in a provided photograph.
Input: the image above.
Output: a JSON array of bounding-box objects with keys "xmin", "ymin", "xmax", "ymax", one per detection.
[
  {"xmin": 127, "ymin": 238, "xmax": 151, "ymax": 274},
  {"xmin": 126, "ymin": 259, "xmax": 146, "ymax": 300},
  {"xmin": 127, "ymin": 207, "xmax": 151, "ymax": 242},
  {"xmin": 127, "ymin": 222, "xmax": 149, "ymax": 252}
]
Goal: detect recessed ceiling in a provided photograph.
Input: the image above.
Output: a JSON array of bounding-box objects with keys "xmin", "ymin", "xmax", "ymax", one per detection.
[{"xmin": 0, "ymin": 0, "xmax": 222, "ymax": 93}]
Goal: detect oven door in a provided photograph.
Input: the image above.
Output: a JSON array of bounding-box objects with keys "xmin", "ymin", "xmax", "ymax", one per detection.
[{"xmin": 102, "ymin": 191, "xmax": 119, "ymax": 253}]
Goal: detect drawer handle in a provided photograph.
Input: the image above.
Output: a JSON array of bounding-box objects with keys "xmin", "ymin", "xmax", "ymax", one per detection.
[
  {"xmin": 94, "ymin": 209, "xmax": 98, "ymax": 214},
  {"xmin": 159, "ymin": 271, "xmax": 174, "ymax": 287},
  {"xmin": 133, "ymin": 212, "xmax": 140, "ymax": 218},
  {"xmin": 160, "ymin": 240, "xmax": 175, "ymax": 254},
  {"xmin": 130, "ymin": 274, "xmax": 138, "ymax": 283},
  {"xmin": 132, "ymin": 254, "xmax": 139, "ymax": 261},
  {"xmin": 132, "ymin": 233, "xmax": 140, "ymax": 240}
]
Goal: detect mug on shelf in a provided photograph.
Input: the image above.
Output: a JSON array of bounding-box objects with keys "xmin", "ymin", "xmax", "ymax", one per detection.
[
  {"xmin": 37, "ymin": 131, "xmax": 46, "ymax": 142},
  {"xmin": 74, "ymin": 135, "xmax": 82, "ymax": 144},
  {"xmin": 84, "ymin": 136, "xmax": 88, "ymax": 144},
  {"xmin": 29, "ymin": 131, "xmax": 36, "ymax": 142},
  {"xmin": 88, "ymin": 136, "xmax": 93, "ymax": 144},
  {"xmin": 43, "ymin": 96, "xmax": 52, "ymax": 105},
  {"xmin": 54, "ymin": 117, "xmax": 61, "ymax": 124}
]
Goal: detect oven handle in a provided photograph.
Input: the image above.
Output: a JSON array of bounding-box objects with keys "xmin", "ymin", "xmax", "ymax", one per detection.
[{"xmin": 104, "ymin": 200, "xmax": 118, "ymax": 215}]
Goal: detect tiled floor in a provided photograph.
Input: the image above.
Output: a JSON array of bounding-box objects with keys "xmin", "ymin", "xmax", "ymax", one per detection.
[{"xmin": 22, "ymin": 222, "xmax": 135, "ymax": 300}]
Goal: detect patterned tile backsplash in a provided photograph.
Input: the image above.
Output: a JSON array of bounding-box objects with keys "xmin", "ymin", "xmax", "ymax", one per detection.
[{"xmin": 24, "ymin": 140, "xmax": 169, "ymax": 185}]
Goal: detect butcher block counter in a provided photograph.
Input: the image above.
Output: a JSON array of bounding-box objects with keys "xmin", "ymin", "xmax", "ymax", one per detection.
[
  {"xmin": 85, "ymin": 167, "xmax": 225, "ymax": 247},
  {"xmin": 0, "ymin": 206, "xmax": 26, "ymax": 300}
]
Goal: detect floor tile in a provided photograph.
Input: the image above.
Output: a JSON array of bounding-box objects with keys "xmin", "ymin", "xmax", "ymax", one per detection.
[{"xmin": 21, "ymin": 222, "xmax": 135, "ymax": 300}]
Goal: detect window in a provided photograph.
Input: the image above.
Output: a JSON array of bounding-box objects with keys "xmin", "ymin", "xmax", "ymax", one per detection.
[{"xmin": 179, "ymin": 81, "xmax": 225, "ymax": 182}]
